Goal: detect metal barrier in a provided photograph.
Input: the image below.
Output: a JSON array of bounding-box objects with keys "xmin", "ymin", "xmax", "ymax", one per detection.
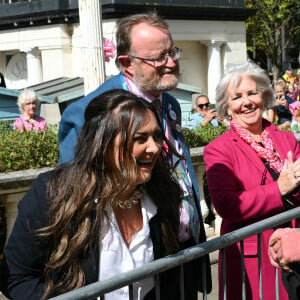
[{"xmin": 49, "ymin": 207, "xmax": 300, "ymax": 300}]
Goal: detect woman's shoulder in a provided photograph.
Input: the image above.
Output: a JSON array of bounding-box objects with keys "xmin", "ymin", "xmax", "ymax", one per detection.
[
  {"xmin": 268, "ymin": 121, "xmax": 294, "ymax": 136},
  {"xmin": 203, "ymin": 131, "xmax": 233, "ymax": 161},
  {"xmin": 267, "ymin": 122, "xmax": 298, "ymax": 144},
  {"xmin": 13, "ymin": 115, "xmax": 23, "ymax": 124},
  {"xmin": 18, "ymin": 171, "xmax": 50, "ymax": 215}
]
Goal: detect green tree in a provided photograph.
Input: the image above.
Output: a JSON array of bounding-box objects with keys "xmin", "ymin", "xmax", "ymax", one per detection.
[{"xmin": 245, "ymin": 0, "xmax": 300, "ymax": 81}]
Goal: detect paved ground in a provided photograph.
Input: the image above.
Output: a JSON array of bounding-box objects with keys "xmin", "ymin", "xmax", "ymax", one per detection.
[{"xmin": 205, "ymin": 262, "xmax": 218, "ymax": 300}]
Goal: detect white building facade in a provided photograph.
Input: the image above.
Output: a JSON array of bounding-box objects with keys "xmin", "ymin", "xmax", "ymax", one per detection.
[{"xmin": 0, "ymin": 0, "xmax": 253, "ymax": 103}]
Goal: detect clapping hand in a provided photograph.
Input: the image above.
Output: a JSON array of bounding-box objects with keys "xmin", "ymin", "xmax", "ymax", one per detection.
[{"xmin": 277, "ymin": 151, "xmax": 300, "ymax": 196}]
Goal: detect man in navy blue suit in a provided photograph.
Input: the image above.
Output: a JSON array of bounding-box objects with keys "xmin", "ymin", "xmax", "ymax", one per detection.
[{"xmin": 59, "ymin": 13, "xmax": 211, "ymax": 293}]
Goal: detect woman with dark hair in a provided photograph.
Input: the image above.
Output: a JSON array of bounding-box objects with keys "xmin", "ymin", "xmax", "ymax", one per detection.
[{"xmin": 1, "ymin": 89, "xmax": 200, "ymax": 300}]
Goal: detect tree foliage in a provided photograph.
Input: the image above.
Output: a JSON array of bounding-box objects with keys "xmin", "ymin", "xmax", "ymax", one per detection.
[{"xmin": 245, "ymin": 0, "xmax": 300, "ymax": 81}]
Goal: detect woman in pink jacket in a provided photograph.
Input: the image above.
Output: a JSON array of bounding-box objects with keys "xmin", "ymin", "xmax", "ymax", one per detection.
[
  {"xmin": 204, "ymin": 61, "xmax": 300, "ymax": 300},
  {"xmin": 13, "ymin": 89, "xmax": 47, "ymax": 132}
]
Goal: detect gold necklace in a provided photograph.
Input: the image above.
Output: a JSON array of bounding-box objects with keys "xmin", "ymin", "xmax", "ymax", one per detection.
[{"xmin": 113, "ymin": 187, "xmax": 144, "ymax": 209}]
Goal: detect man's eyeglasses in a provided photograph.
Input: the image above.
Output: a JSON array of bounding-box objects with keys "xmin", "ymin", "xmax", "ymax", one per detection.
[
  {"xmin": 197, "ymin": 103, "xmax": 209, "ymax": 109},
  {"xmin": 129, "ymin": 47, "xmax": 182, "ymax": 68}
]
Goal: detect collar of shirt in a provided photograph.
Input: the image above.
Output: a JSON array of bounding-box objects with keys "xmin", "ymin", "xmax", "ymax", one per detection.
[
  {"xmin": 100, "ymin": 192, "xmax": 157, "ymax": 250},
  {"xmin": 98, "ymin": 193, "xmax": 157, "ymax": 299}
]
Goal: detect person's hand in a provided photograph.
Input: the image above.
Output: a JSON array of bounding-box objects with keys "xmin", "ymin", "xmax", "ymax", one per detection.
[
  {"xmin": 201, "ymin": 109, "xmax": 218, "ymax": 126},
  {"xmin": 268, "ymin": 228, "xmax": 300, "ymax": 271},
  {"xmin": 277, "ymin": 121, "xmax": 291, "ymax": 130},
  {"xmin": 275, "ymin": 95, "xmax": 288, "ymax": 108},
  {"xmin": 277, "ymin": 151, "xmax": 300, "ymax": 196}
]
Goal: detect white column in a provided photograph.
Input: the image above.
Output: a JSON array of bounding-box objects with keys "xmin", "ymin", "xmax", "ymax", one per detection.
[
  {"xmin": 79, "ymin": 0, "xmax": 105, "ymax": 95},
  {"xmin": 22, "ymin": 47, "xmax": 43, "ymax": 86},
  {"xmin": 205, "ymin": 40, "xmax": 223, "ymax": 104}
]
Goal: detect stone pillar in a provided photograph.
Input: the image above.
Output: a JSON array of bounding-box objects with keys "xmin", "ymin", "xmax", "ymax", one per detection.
[
  {"xmin": 205, "ymin": 40, "xmax": 223, "ymax": 104},
  {"xmin": 79, "ymin": 0, "xmax": 105, "ymax": 95},
  {"xmin": 23, "ymin": 47, "xmax": 43, "ymax": 86}
]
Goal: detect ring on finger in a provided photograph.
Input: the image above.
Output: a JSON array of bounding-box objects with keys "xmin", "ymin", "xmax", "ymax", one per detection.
[
  {"xmin": 294, "ymin": 172, "xmax": 298, "ymax": 179},
  {"xmin": 279, "ymin": 260, "xmax": 287, "ymax": 268}
]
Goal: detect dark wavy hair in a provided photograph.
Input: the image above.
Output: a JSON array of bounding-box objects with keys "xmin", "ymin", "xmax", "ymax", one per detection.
[{"xmin": 37, "ymin": 89, "xmax": 183, "ymax": 298}]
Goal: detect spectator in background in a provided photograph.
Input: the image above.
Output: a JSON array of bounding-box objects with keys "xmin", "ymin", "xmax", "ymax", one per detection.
[
  {"xmin": 282, "ymin": 69, "xmax": 296, "ymax": 85},
  {"xmin": 274, "ymin": 80, "xmax": 293, "ymax": 129},
  {"xmin": 286, "ymin": 84, "xmax": 298, "ymax": 101},
  {"xmin": 296, "ymin": 69, "xmax": 300, "ymax": 101},
  {"xmin": 13, "ymin": 89, "xmax": 47, "ymax": 132},
  {"xmin": 296, "ymin": 68, "xmax": 300, "ymax": 84},
  {"xmin": 186, "ymin": 94, "xmax": 221, "ymax": 129},
  {"xmin": 289, "ymin": 101, "xmax": 300, "ymax": 133},
  {"xmin": 0, "ymin": 72, "xmax": 6, "ymax": 88}
]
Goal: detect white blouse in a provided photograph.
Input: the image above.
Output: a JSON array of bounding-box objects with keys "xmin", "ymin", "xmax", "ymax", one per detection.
[{"xmin": 98, "ymin": 193, "xmax": 157, "ymax": 300}]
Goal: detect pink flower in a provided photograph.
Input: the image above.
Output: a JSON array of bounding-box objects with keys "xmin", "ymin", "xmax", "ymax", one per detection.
[{"xmin": 103, "ymin": 38, "xmax": 116, "ymax": 62}]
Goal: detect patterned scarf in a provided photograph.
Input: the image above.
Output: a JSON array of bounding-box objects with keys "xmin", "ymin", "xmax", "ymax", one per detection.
[{"xmin": 230, "ymin": 119, "xmax": 283, "ymax": 174}]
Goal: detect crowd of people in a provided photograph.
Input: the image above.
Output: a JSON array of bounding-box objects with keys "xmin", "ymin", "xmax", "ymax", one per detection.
[{"xmin": 1, "ymin": 11, "xmax": 300, "ymax": 300}]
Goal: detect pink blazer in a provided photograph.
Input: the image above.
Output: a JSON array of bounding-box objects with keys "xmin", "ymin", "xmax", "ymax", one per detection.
[{"xmin": 204, "ymin": 121, "xmax": 300, "ymax": 300}]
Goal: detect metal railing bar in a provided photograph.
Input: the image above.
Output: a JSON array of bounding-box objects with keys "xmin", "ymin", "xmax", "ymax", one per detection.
[
  {"xmin": 201, "ymin": 257, "xmax": 207, "ymax": 300},
  {"xmin": 154, "ymin": 274, "xmax": 160, "ymax": 300},
  {"xmin": 49, "ymin": 207, "xmax": 300, "ymax": 300},
  {"xmin": 129, "ymin": 283, "xmax": 133, "ymax": 300},
  {"xmin": 180, "ymin": 264, "xmax": 184, "ymax": 300},
  {"xmin": 221, "ymin": 247, "xmax": 226, "ymax": 300},
  {"xmin": 258, "ymin": 233, "xmax": 262, "ymax": 300},
  {"xmin": 240, "ymin": 240, "xmax": 246, "ymax": 300},
  {"xmin": 275, "ymin": 267, "xmax": 279, "ymax": 300}
]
